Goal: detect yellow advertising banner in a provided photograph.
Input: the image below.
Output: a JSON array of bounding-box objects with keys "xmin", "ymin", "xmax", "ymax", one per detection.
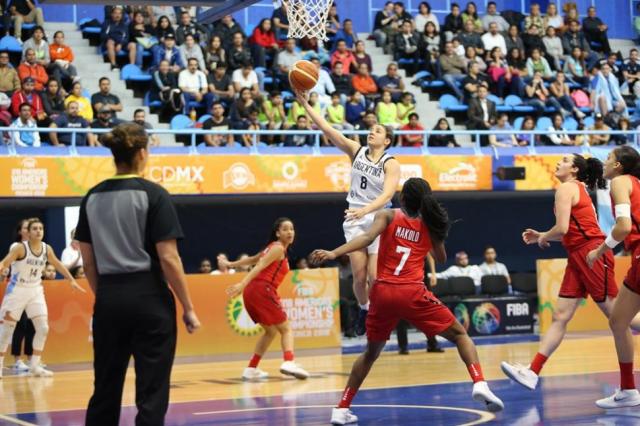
[
  {"xmin": 537, "ymin": 257, "xmax": 630, "ymax": 333},
  {"xmin": 514, "ymin": 155, "xmax": 563, "ymax": 191},
  {"xmin": 0, "ymin": 268, "xmax": 341, "ymax": 364},
  {"xmin": 0, "ymin": 154, "xmax": 493, "ymax": 197}
]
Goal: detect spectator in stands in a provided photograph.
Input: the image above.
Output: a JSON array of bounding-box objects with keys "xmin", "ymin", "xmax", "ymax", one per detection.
[
  {"xmin": 199, "ymin": 258, "xmax": 212, "ymax": 274},
  {"xmin": 9, "ymin": 0, "xmax": 44, "ymax": 41},
  {"xmin": 378, "ymin": 62, "xmax": 405, "ymax": 103},
  {"xmin": 461, "ymin": 1, "xmax": 482, "ymax": 33},
  {"xmin": 399, "ymin": 112, "xmax": 424, "ymax": 147},
  {"xmin": 0, "ymin": 51, "xmax": 20, "ymax": 95},
  {"xmin": 563, "ymin": 46, "xmax": 588, "ymax": 86},
  {"xmin": 481, "ymin": 1, "xmax": 508, "ymax": 32},
  {"xmin": 325, "ymin": 4, "xmax": 341, "ymax": 46},
  {"xmin": 393, "ymin": 20, "xmax": 420, "ymax": 73},
  {"xmin": 11, "ymin": 76, "xmax": 43, "ymax": 118},
  {"xmin": 582, "ymin": 6, "xmax": 611, "ymax": 55},
  {"xmin": 462, "ymin": 61, "xmax": 489, "ymax": 103},
  {"xmin": 49, "ymin": 101, "xmax": 95, "ymax": 147},
  {"xmin": 414, "ymin": 2, "xmax": 439, "ymax": 33},
  {"xmin": 17, "ymin": 48, "xmax": 47, "ymax": 91},
  {"xmin": 373, "ymin": 2, "xmax": 397, "ymax": 50},
  {"xmin": 458, "ymin": 19, "xmax": 483, "ymax": 57},
  {"xmin": 179, "ymin": 57, "xmax": 212, "ymax": 113},
  {"xmin": 467, "ymin": 84, "xmax": 496, "ymax": 146},
  {"xmin": 127, "ymin": 11, "xmax": 153, "ymax": 68},
  {"xmin": 212, "ymin": 253, "xmax": 236, "ymax": 275},
  {"xmin": 544, "ymin": 3, "xmax": 564, "ymax": 32},
  {"xmin": 10, "ymin": 102, "xmax": 39, "ymax": 146},
  {"xmin": 228, "ymin": 32, "xmax": 253, "ymax": 72},
  {"xmin": 624, "ymin": 49, "xmax": 640, "ymax": 100},
  {"xmin": 601, "ymin": 52, "xmax": 623, "ymax": 85},
  {"xmin": 353, "ymin": 110, "xmax": 377, "ymax": 145},
  {"xmin": 60, "ymin": 228, "xmax": 82, "ymax": 270},
  {"xmin": 522, "ymin": 23, "xmax": 546, "ymax": 57},
  {"xmin": 352, "ymin": 63, "xmax": 378, "ymax": 104},
  {"xmin": 543, "ymin": 112, "xmax": 572, "ymax": 146},
  {"xmin": 524, "ymin": 70, "xmax": 564, "ymax": 113},
  {"xmin": 152, "ymin": 33, "xmax": 183, "ymax": 72},
  {"xmin": 22, "ymin": 25, "xmax": 49, "ymax": 67},
  {"xmin": 505, "ymin": 25, "xmax": 525, "ymax": 56},
  {"xmin": 487, "ymin": 47, "xmax": 522, "ymax": 98},
  {"xmin": 232, "ymin": 59, "xmax": 260, "ymax": 97},
  {"xmin": 151, "ymin": 59, "xmax": 182, "ymax": 112},
  {"xmin": 550, "ymin": 71, "xmax": 585, "ymax": 119},
  {"xmin": 397, "ymin": 92, "xmax": 415, "ymax": 125},
  {"xmin": 543, "ymin": 26, "xmax": 563, "ymax": 72},
  {"xmin": 151, "ymin": 6, "xmax": 177, "ymax": 25},
  {"xmin": 331, "ymin": 39, "xmax": 356, "ymax": 74},
  {"xmin": 393, "ymin": 2, "xmax": 413, "ymax": 24},
  {"xmin": 346, "ymin": 91, "xmax": 366, "ymax": 125},
  {"xmin": 515, "ymin": 115, "xmax": 536, "ymax": 145},
  {"xmin": 91, "ymin": 107, "xmax": 124, "ymax": 143},
  {"xmin": 0, "ymin": 92, "xmax": 11, "ymax": 127},
  {"xmin": 64, "ymin": 81, "xmax": 92, "ymax": 121},
  {"xmin": 526, "ymin": 48, "xmax": 553, "ymax": 81},
  {"xmin": 271, "ymin": 3, "xmax": 289, "ymax": 43},
  {"xmin": 562, "ymin": 19, "xmax": 598, "ymax": 70},
  {"xmin": 440, "ymin": 41, "xmax": 466, "ymax": 101},
  {"xmin": 285, "ymin": 97, "xmax": 306, "ymax": 128},
  {"xmin": 249, "ymin": 18, "xmax": 278, "ymax": 70},
  {"xmin": 284, "ymin": 115, "xmax": 314, "ymax": 147},
  {"xmin": 49, "ymin": 31, "xmax": 77, "ymax": 90},
  {"xmin": 154, "ymin": 15, "xmax": 176, "ymax": 44},
  {"xmin": 276, "ymin": 38, "xmax": 301, "ymax": 90},
  {"xmin": 326, "ymin": 91, "xmax": 353, "ymax": 131},
  {"xmin": 179, "ymin": 34, "xmax": 206, "ymax": 74},
  {"xmin": 100, "ymin": 6, "xmax": 129, "ymax": 70},
  {"xmin": 353, "ymin": 40, "xmax": 373, "ymax": 72},
  {"xmin": 428, "ymin": 117, "xmax": 458, "ymax": 147},
  {"xmin": 202, "ymin": 101, "xmax": 233, "ymax": 147},
  {"xmin": 175, "ymin": 10, "xmax": 208, "ymax": 45},
  {"xmin": 587, "ymin": 112, "xmax": 610, "ymax": 146},
  {"xmin": 463, "ymin": 45, "xmax": 486, "ymax": 73},
  {"xmin": 206, "ymin": 61, "xmax": 234, "ymax": 105},
  {"xmin": 133, "ymin": 109, "xmax": 159, "ymax": 147},
  {"xmin": 335, "ymin": 18, "xmax": 358, "ymax": 49},
  {"xmin": 524, "ymin": 3, "xmax": 544, "ymax": 36},
  {"xmin": 436, "ymin": 251, "xmax": 482, "ymax": 288},
  {"xmin": 487, "ymin": 113, "xmax": 517, "ymax": 147},
  {"xmin": 481, "ymin": 22, "xmax": 506, "ymax": 56},
  {"xmin": 478, "ymin": 246, "xmax": 510, "ymax": 283},
  {"xmin": 205, "ymin": 36, "xmax": 226, "ymax": 73},
  {"xmin": 420, "ymin": 21, "xmax": 441, "ymax": 75},
  {"xmin": 593, "ymin": 63, "xmax": 628, "ymax": 117},
  {"xmin": 41, "ymin": 78, "xmax": 64, "ymax": 119},
  {"xmin": 258, "ymin": 91, "xmax": 284, "ymax": 144},
  {"xmin": 214, "ymin": 15, "xmax": 244, "ymax": 51},
  {"xmin": 442, "ymin": 2, "xmax": 463, "ymax": 42},
  {"xmin": 230, "ymin": 87, "xmax": 260, "ymax": 129},
  {"xmin": 91, "ymin": 77, "xmax": 123, "ymax": 120},
  {"xmin": 375, "ymin": 90, "xmax": 400, "ymax": 129},
  {"xmin": 611, "ymin": 117, "xmax": 633, "ymax": 146},
  {"xmin": 330, "ymin": 61, "xmax": 352, "ymax": 104}
]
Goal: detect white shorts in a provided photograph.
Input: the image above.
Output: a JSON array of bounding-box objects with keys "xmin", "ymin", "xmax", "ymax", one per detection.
[
  {"xmin": 0, "ymin": 285, "xmax": 47, "ymax": 320},
  {"xmin": 343, "ymin": 212, "xmax": 380, "ymax": 255}
]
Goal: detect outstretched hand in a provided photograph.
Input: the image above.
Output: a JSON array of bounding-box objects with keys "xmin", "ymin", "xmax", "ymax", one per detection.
[
  {"xmin": 310, "ymin": 249, "xmax": 336, "ymax": 266},
  {"xmin": 294, "ymin": 88, "xmax": 310, "ymax": 105}
]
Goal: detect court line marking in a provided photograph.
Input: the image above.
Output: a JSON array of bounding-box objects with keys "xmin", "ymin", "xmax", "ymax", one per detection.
[
  {"xmin": 0, "ymin": 414, "xmax": 38, "ymax": 426},
  {"xmin": 192, "ymin": 404, "xmax": 495, "ymax": 426}
]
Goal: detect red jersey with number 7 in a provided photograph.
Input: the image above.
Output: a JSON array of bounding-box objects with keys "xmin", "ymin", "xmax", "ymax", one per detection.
[{"xmin": 377, "ymin": 209, "xmax": 432, "ymax": 285}]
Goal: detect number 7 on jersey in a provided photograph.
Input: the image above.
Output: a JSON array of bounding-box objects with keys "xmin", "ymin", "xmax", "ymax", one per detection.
[{"xmin": 394, "ymin": 246, "xmax": 411, "ymax": 275}]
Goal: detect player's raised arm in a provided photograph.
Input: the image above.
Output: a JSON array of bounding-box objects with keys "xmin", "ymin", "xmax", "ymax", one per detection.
[{"xmin": 294, "ymin": 89, "xmax": 360, "ymax": 160}]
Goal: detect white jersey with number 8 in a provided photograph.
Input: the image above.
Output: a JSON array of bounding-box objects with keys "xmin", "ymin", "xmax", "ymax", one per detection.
[{"xmin": 346, "ymin": 147, "xmax": 394, "ymax": 209}]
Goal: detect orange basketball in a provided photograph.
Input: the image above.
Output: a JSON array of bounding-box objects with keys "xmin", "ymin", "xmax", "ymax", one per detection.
[{"xmin": 289, "ymin": 60, "xmax": 319, "ymax": 91}]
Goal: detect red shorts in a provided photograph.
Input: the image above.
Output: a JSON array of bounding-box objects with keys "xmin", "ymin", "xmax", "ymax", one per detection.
[
  {"xmin": 560, "ymin": 240, "xmax": 617, "ymax": 302},
  {"xmin": 366, "ymin": 282, "xmax": 456, "ymax": 342},
  {"xmin": 242, "ymin": 280, "xmax": 287, "ymax": 326},
  {"xmin": 624, "ymin": 245, "xmax": 640, "ymax": 295}
]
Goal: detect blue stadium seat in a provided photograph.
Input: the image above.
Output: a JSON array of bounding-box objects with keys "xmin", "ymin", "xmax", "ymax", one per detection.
[
  {"xmin": 144, "ymin": 92, "xmax": 162, "ymax": 109},
  {"xmin": 504, "ymin": 95, "xmax": 523, "ymax": 106},
  {"xmin": 438, "ymin": 94, "xmax": 468, "ymax": 112},
  {"xmin": 121, "ymin": 64, "xmax": 152, "ymax": 82},
  {"xmin": 170, "ymin": 114, "xmax": 193, "ymax": 130},
  {"xmin": 543, "ymin": 106, "xmax": 558, "ymax": 113},
  {"xmin": 197, "ymin": 114, "xmax": 212, "ymax": 123},
  {"xmin": 536, "ymin": 116, "xmax": 552, "ymax": 130},
  {"xmin": 413, "ymin": 70, "xmax": 431, "ymax": 81},
  {"xmin": 421, "ymin": 80, "xmax": 445, "ymax": 89},
  {"xmin": 583, "ymin": 116, "xmax": 595, "ymax": 127},
  {"xmin": 513, "ymin": 116, "xmax": 524, "ymax": 130},
  {"xmin": 564, "ymin": 117, "xmax": 578, "ymax": 131},
  {"xmin": 0, "ymin": 36, "xmax": 23, "ymax": 53}
]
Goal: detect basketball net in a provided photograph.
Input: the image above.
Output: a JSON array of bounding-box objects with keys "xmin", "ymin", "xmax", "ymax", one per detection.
[{"xmin": 283, "ymin": 0, "xmax": 333, "ymax": 41}]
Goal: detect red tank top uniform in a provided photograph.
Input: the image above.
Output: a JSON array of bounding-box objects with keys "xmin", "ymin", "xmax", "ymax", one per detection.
[
  {"xmin": 616, "ymin": 176, "xmax": 640, "ymax": 294},
  {"xmin": 242, "ymin": 242, "xmax": 291, "ymax": 326},
  {"xmin": 559, "ymin": 182, "xmax": 617, "ymax": 301},
  {"xmin": 366, "ymin": 210, "xmax": 456, "ymax": 342}
]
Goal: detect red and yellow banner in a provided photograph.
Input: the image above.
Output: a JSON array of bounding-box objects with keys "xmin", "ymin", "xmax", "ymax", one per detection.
[
  {"xmin": 0, "ymin": 268, "xmax": 340, "ymax": 364},
  {"xmin": 0, "ymin": 154, "xmax": 492, "ymax": 197}
]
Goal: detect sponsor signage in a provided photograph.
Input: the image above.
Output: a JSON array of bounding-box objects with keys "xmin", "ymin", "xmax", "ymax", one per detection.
[{"xmin": 448, "ymin": 297, "xmax": 535, "ymax": 337}]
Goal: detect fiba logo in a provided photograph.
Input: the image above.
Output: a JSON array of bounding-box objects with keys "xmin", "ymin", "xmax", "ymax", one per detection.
[
  {"xmin": 324, "ymin": 160, "xmax": 351, "ymax": 190},
  {"xmin": 223, "ymin": 162, "xmax": 256, "ymax": 190},
  {"xmin": 226, "ymin": 297, "xmax": 263, "ymax": 336},
  {"xmin": 454, "ymin": 303, "xmax": 470, "ymax": 331},
  {"xmin": 472, "ymin": 303, "xmax": 501, "ymax": 334}
]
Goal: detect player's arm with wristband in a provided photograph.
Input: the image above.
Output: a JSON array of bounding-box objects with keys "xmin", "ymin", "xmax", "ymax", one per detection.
[
  {"xmin": 226, "ymin": 244, "xmax": 285, "ymax": 298},
  {"xmin": 535, "ymin": 182, "xmax": 574, "ymax": 248},
  {"xmin": 310, "ymin": 210, "xmax": 395, "ymax": 264},
  {"xmin": 587, "ymin": 175, "xmax": 633, "ymax": 268},
  {"xmin": 46, "ymin": 245, "xmax": 85, "ymax": 293},
  {"xmin": 345, "ymin": 159, "xmax": 401, "ymax": 221},
  {"xmin": 294, "ymin": 89, "xmax": 360, "ymax": 160}
]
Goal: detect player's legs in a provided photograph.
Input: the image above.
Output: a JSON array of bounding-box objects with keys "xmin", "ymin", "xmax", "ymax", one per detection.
[
  {"xmin": 27, "ymin": 315, "xmax": 51, "ymax": 377},
  {"xmin": 10, "ymin": 313, "xmax": 27, "ymax": 365},
  {"xmin": 594, "ymin": 296, "xmax": 640, "ymax": 331},
  {"xmin": 0, "ymin": 311, "xmax": 19, "ymax": 378},
  {"xmin": 275, "ymin": 320, "xmax": 308, "ymax": 379},
  {"xmin": 0, "ymin": 287, "xmax": 31, "ymax": 378},
  {"xmin": 349, "ymin": 249, "xmax": 370, "ymax": 336},
  {"xmin": 243, "ymin": 325, "xmax": 278, "ymax": 380}
]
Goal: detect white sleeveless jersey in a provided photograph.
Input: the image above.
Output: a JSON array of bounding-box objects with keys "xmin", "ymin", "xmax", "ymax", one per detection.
[
  {"xmin": 8, "ymin": 241, "xmax": 48, "ymax": 289},
  {"xmin": 346, "ymin": 147, "xmax": 394, "ymax": 208}
]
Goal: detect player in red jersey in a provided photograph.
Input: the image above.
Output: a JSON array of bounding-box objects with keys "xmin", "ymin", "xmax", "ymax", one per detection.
[
  {"xmin": 502, "ymin": 154, "xmax": 640, "ymax": 391},
  {"xmin": 223, "ymin": 217, "xmax": 309, "ymax": 381},
  {"xmin": 588, "ymin": 146, "xmax": 640, "ymax": 408},
  {"xmin": 311, "ymin": 178, "xmax": 504, "ymax": 425}
]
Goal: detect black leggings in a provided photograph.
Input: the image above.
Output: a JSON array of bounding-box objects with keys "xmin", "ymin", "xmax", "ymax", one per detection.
[{"xmin": 11, "ymin": 312, "xmax": 34, "ymax": 357}]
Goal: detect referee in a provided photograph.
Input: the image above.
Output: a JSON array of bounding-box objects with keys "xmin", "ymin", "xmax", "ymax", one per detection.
[{"xmin": 76, "ymin": 123, "xmax": 200, "ymax": 426}]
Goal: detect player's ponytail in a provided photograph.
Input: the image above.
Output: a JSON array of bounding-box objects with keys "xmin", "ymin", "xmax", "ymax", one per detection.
[
  {"xmin": 613, "ymin": 146, "xmax": 640, "ymax": 179},
  {"xmin": 401, "ymin": 178, "xmax": 450, "ymax": 243},
  {"xmin": 573, "ymin": 154, "xmax": 606, "ymax": 190}
]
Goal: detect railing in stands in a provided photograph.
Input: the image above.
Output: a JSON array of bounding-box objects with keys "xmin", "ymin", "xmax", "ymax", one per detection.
[{"xmin": 1, "ymin": 127, "xmax": 638, "ymax": 158}]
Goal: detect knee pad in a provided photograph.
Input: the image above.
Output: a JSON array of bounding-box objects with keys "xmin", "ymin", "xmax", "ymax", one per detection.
[{"xmin": 31, "ymin": 316, "xmax": 49, "ymax": 351}]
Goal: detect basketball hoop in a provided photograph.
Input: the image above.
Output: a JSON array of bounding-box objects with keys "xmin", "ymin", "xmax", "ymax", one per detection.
[{"xmin": 283, "ymin": 0, "xmax": 334, "ymax": 41}]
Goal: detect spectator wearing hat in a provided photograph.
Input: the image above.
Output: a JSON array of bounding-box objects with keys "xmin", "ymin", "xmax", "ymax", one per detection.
[
  {"xmin": 10, "ymin": 102, "xmax": 39, "ymax": 147},
  {"xmin": 436, "ymin": 251, "xmax": 482, "ymax": 289},
  {"xmin": 17, "ymin": 48, "xmax": 48, "ymax": 91},
  {"xmin": 91, "ymin": 106, "xmax": 124, "ymax": 143},
  {"xmin": 11, "ymin": 76, "xmax": 43, "ymax": 119},
  {"xmin": 587, "ymin": 113, "xmax": 611, "ymax": 146},
  {"xmin": 0, "ymin": 51, "xmax": 20, "ymax": 95},
  {"xmin": 152, "ymin": 33, "xmax": 183, "ymax": 72},
  {"xmin": 9, "ymin": 0, "xmax": 44, "ymax": 41}
]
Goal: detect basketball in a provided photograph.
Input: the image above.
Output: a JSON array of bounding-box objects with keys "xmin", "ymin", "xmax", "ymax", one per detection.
[{"xmin": 289, "ymin": 60, "xmax": 319, "ymax": 92}]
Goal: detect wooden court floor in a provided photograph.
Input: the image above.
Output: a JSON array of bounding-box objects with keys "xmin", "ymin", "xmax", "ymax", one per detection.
[{"xmin": 0, "ymin": 333, "xmax": 638, "ymax": 425}]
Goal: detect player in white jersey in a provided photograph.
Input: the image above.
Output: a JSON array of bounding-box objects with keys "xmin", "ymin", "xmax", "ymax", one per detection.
[
  {"xmin": 296, "ymin": 89, "xmax": 401, "ymax": 335},
  {"xmin": 0, "ymin": 218, "xmax": 84, "ymax": 378}
]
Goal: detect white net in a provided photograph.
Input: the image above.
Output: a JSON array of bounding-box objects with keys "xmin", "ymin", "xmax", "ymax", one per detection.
[{"xmin": 283, "ymin": 0, "xmax": 334, "ymax": 41}]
